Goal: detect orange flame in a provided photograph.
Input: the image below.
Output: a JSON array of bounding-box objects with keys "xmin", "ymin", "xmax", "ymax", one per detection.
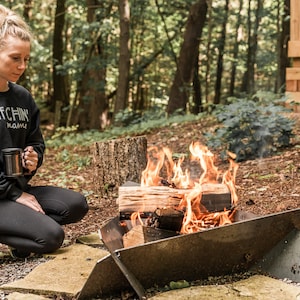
[
  {"xmin": 189, "ymin": 142, "xmax": 220, "ymax": 184},
  {"xmin": 130, "ymin": 212, "xmax": 144, "ymax": 227},
  {"xmin": 140, "ymin": 142, "xmax": 239, "ymax": 233},
  {"xmin": 141, "ymin": 146, "xmax": 193, "ymax": 188}
]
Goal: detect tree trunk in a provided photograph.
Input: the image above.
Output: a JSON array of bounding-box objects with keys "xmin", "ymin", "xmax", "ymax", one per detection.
[
  {"xmin": 191, "ymin": 48, "xmax": 202, "ymax": 114},
  {"xmin": 241, "ymin": 0, "xmax": 263, "ymax": 94},
  {"xmin": 167, "ymin": 0, "xmax": 207, "ymax": 115},
  {"xmin": 52, "ymin": 0, "xmax": 68, "ymax": 125},
  {"xmin": 205, "ymin": 0, "xmax": 213, "ymax": 105},
  {"xmin": 229, "ymin": 0, "xmax": 243, "ymax": 97},
  {"xmin": 113, "ymin": 0, "xmax": 131, "ymax": 122},
  {"xmin": 17, "ymin": 0, "xmax": 33, "ymax": 91},
  {"xmin": 276, "ymin": 0, "xmax": 290, "ymax": 93},
  {"xmin": 72, "ymin": 0, "xmax": 110, "ymax": 130},
  {"xmin": 92, "ymin": 136, "xmax": 147, "ymax": 197},
  {"xmin": 214, "ymin": 0, "xmax": 229, "ymax": 105}
]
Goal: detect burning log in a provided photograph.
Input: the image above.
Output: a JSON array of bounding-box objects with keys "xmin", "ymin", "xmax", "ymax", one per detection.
[
  {"xmin": 118, "ymin": 183, "xmax": 232, "ymax": 219},
  {"xmin": 147, "ymin": 208, "xmax": 184, "ymax": 231},
  {"xmin": 123, "ymin": 224, "xmax": 179, "ymax": 248},
  {"xmin": 92, "ymin": 136, "xmax": 147, "ymax": 196}
]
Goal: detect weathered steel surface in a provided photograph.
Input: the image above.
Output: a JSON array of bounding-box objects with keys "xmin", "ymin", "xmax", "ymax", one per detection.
[{"xmin": 78, "ymin": 208, "xmax": 300, "ymax": 299}]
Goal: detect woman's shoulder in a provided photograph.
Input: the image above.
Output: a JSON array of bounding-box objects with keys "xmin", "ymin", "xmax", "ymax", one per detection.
[{"xmin": 9, "ymin": 82, "xmax": 31, "ymax": 96}]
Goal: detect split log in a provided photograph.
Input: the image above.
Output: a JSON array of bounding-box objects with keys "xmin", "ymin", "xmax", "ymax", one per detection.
[
  {"xmin": 147, "ymin": 208, "xmax": 184, "ymax": 232},
  {"xmin": 92, "ymin": 136, "xmax": 147, "ymax": 196},
  {"xmin": 123, "ymin": 225, "xmax": 179, "ymax": 248},
  {"xmin": 118, "ymin": 183, "xmax": 232, "ymax": 218}
]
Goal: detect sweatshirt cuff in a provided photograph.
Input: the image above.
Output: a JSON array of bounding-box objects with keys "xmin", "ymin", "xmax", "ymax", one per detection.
[{"xmin": 7, "ymin": 185, "xmax": 23, "ymax": 201}]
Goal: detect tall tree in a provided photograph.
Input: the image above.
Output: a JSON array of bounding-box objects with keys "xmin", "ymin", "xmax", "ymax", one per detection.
[
  {"xmin": 52, "ymin": 0, "xmax": 69, "ymax": 127},
  {"xmin": 17, "ymin": 0, "xmax": 33, "ymax": 91},
  {"xmin": 114, "ymin": 0, "xmax": 131, "ymax": 121},
  {"xmin": 276, "ymin": 0, "xmax": 290, "ymax": 93},
  {"xmin": 191, "ymin": 47, "xmax": 202, "ymax": 114},
  {"xmin": 214, "ymin": 0, "xmax": 230, "ymax": 104},
  {"xmin": 167, "ymin": 0, "xmax": 207, "ymax": 115},
  {"xmin": 71, "ymin": 1, "xmax": 112, "ymax": 130},
  {"xmin": 229, "ymin": 0, "xmax": 244, "ymax": 96},
  {"xmin": 205, "ymin": 0, "xmax": 213, "ymax": 104},
  {"xmin": 241, "ymin": 0, "xmax": 264, "ymax": 94}
]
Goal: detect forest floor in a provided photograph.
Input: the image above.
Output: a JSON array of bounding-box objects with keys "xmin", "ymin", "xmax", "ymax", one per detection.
[{"xmin": 0, "ymin": 111, "xmax": 300, "ymax": 298}]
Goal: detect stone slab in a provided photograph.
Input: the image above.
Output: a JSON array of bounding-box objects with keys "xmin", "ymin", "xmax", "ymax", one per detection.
[
  {"xmin": 6, "ymin": 292, "xmax": 49, "ymax": 300},
  {"xmin": 149, "ymin": 275, "xmax": 300, "ymax": 300},
  {"xmin": 0, "ymin": 243, "xmax": 108, "ymax": 298}
]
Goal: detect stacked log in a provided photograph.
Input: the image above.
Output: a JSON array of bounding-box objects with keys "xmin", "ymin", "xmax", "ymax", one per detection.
[{"xmin": 118, "ymin": 183, "xmax": 231, "ymax": 218}]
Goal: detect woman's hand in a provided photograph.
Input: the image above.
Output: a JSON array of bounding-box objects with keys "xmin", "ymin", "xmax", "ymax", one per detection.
[
  {"xmin": 16, "ymin": 192, "xmax": 45, "ymax": 214},
  {"xmin": 23, "ymin": 146, "xmax": 38, "ymax": 175}
]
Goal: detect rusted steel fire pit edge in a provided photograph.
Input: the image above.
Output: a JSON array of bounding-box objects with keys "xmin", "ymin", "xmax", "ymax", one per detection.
[{"xmin": 77, "ymin": 208, "xmax": 300, "ymax": 300}]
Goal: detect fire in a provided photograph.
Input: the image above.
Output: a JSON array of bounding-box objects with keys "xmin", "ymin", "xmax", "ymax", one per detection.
[
  {"xmin": 139, "ymin": 142, "xmax": 239, "ymax": 233},
  {"xmin": 141, "ymin": 146, "xmax": 193, "ymax": 188}
]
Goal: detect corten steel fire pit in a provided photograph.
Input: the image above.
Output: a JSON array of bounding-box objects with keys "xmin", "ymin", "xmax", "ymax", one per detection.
[{"xmin": 78, "ymin": 208, "xmax": 300, "ymax": 300}]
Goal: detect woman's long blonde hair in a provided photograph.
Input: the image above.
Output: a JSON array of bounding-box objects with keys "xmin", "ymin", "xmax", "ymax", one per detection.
[{"xmin": 0, "ymin": 4, "xmax": 32, "ymax": 50}]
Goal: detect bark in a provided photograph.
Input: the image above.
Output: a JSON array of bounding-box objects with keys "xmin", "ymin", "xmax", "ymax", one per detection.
[
  {"xmin": 241, "ymin": 0, "xmax": 264, "ymax": 94},
  {"xmin": 92, "ymin": 136, "xmax": 147, "ymax": 197},
  {"xmin": 205, "ymin": 0, "xmax": 213, "ymax": 104},
  {"xmin": 17, "ymin": 0, "xmax": 33, "ymax": 90},
  {"xmin": 118, "ymin": 183, "xmax": 231, "ymax": 215},
  {"xmin": 72, "ymin": 0, "xmax": 110, "ymax": 130},
  {"xmin": 52, "ymin": 0, "xmax": 68, "ymax": 125},
  {"xmin": 229, "ymin": 0, "xmax": 244, "ymax": 97},
  {"xmin": 276, "ymin": 0, "xmax": 290, "ymax": 93},
  {"xmin": 214, "ymin": 0, "xmax": 230, "ymax": 105},
  {"xmin": 191, "ymin": 48, "xmax": 202, "ymax": 114},
  {"xmin": 114, "ymin": 0, "xmax": 131, "ymax": 120},
  {"xmin": 167, "ymin": 0, "xmax": 207, "ymax": 115}
]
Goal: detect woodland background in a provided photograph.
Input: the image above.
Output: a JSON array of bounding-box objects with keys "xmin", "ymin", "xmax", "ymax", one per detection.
[
  {"xmin": 1, "ymin": 2, "xmax": 300, "ymax": 296},
  {"xmin": 4, "ymin": 0, "xmax": 291, "ymax": 134}
]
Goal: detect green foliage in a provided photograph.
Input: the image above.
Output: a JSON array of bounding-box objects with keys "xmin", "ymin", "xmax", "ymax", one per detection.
[
  {"xmin": 204, "ymin": 95, "xmax": 295, "ymax": 161},
  {"xmin": 114, "ymin": 106, "xmax": 166, "ymax": 126},
  {"xmin": 55, "ymin": 148, "xmax": 91, "ymax": 170},
  {"xmin": 6, "ymin": 0, "xmax": 288, "ymax": 130},
  {"xmin": 45, "ymin": 107, "xmax": 207, "ymax": 148}
]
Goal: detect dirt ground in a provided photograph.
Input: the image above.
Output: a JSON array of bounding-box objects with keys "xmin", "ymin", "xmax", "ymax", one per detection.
[
  {"xmin": 1, "ymin": 112, "xmax": 300, "ymax": 247},
  {"xmin": 61, "ymin": 112, "xmax": 299, "ymax": 240},
  {"xmin": 0, "ymin": 112, "xmax": 299, "ymax": 297}
]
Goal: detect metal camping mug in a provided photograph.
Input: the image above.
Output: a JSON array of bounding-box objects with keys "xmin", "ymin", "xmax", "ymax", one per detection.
[{"xmin": 2, "ymin": 148, "xmax": 23, "ymax": 177}]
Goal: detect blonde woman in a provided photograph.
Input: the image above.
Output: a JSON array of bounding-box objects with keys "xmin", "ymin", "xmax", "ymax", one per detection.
[{"xmin": 0, "ymin": 5, "xmax": 88, "ymax": 258}]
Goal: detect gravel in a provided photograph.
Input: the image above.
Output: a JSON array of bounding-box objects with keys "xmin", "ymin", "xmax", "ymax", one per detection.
[{"xmin": 0, "ymin": 254, "xmax": 50, "ymax": 300}]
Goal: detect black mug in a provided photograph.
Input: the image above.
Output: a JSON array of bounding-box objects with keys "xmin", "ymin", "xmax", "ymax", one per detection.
[{"xmin": 2, "ymin": 148, "xmax": 23, "ymax": 177}]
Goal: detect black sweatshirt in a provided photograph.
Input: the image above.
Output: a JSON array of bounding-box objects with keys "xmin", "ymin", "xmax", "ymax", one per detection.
[{"xmin": 0, "ymin": 82, "xmax": 45, "ymax": 201}]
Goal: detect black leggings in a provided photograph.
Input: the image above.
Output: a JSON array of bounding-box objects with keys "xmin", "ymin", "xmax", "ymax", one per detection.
[{"xmin": 0, "ymin": 186, "xmax": 88, "ymax": 254}]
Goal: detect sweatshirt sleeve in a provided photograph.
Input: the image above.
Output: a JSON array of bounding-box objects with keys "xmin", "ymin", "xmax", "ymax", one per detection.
[
  {"xmin": 26, "ymin": 99, "xmax": 45, "ymax": 170},
  {"xmin": 0, "ymin": 84, "xmax": 45, "ymax": 201},
  {"xmin": 0, "ymin": 175, "xmax": 23, "ymax": 201}
]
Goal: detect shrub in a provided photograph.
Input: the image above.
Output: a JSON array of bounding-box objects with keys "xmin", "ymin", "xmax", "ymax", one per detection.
[{"xmin": 204, "ymin": 97, "xmax": 295, "ymax": 161}]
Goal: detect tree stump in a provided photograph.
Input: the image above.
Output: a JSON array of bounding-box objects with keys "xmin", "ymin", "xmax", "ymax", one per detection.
[{"xmin": 92, "ymin": 136, "xmax": 147, "ymax": 197}]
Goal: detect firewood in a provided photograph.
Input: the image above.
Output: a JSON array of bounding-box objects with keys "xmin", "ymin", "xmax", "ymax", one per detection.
[
  {"xmin": 147, "ymin": 208, "xmax": 184, "ymax": 231},
  {"xmin": 118, "ymin": 183, "xmax": 232, "ymax": 216},
  {"xmin": 123, "ymin": 224, "xmax": 179, "ymax": 248}
]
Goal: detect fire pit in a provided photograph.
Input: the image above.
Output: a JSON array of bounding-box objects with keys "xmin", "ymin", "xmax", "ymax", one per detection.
[
  {"xmin": 78, "ymin": 208, "xmax": 300, "ymax": 299},
  {"xmin": 78, "ymin": 143, "xmax": 300, "ymax": 299}
]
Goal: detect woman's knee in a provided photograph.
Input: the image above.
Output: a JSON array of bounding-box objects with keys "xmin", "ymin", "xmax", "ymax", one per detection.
[
  {"xmin": 39, "ymin": 225, "xmax": 65, "ymax": 254},
  {"xmin": 64, "ymin": 192, "xmax": 89, "ymax": 224}
]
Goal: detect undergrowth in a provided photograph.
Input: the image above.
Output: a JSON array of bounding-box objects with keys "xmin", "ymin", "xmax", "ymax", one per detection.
[
  {"xmin": 45, "ymin": 93, "xmax": 295, "ymax": 163},
  {"xmin": 45, "ymin": 111, "xmax": 207, "ymax": 148},
  {"xmin": 204, "ymin": 93, "xmax": 295, "ymax": 161}
]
